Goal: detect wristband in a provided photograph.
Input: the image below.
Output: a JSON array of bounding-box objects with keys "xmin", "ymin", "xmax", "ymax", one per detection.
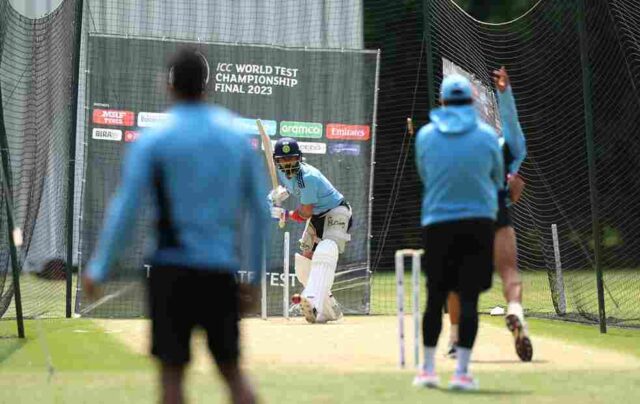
[{"xmin": 289, "ymin": 210, "xmax": 307, "ymax": 223}]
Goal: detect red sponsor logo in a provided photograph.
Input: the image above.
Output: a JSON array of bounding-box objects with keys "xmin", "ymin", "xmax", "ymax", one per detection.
[
  {"xmin": 92, "ymin": 109, "xmax": 135, "ymax": 126},
  {"xmin": 325, "ymin": 124, "xmax": 370, "ymax": 141},
  {"xmin": 124, "ymin": 131, "xmax": 139, "ymax": 142}
]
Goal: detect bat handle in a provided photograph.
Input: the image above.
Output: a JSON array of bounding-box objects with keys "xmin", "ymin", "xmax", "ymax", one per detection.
[{"xmin": 278, "ymin": 214, "xmax": 286, "ymax": 229}]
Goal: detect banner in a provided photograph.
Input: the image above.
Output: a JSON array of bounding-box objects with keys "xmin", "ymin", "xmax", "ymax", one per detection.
[{"xmin": 80, "ymin": 34, "xmax": 379, "ymax": 316}]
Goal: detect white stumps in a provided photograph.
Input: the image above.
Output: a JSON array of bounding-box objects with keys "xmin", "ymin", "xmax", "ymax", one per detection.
[
  {"xmin": 261, "ymin": 242, "xmax": 268, "ymax": 320},
  {"xmin": 283, "ymin": 232, "xmax": 290, "ymax": 319},
  {"xmin": 395, "ymin": 249, "xmax": 424, "ymax": 369}
]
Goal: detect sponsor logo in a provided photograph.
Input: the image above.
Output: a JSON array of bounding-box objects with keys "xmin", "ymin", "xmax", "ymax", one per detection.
[
  {"xmin": 137, "ymin": 112, "xmax": 170, "ymax": 128},
  {"xmin": 124, "ymin": 131, "xmax": 139, "ymax": 142},
  {"xmin": 92, "ymin": 128, "xmax": 122, "ymax": 141},
  {"xmin": 298, "ymin": 141, "xmax": 326, "ymax": 155},
  {"xmin": 328, "ymin": 217, "xmax": 348, "ymax": 228},
  {"xmin": 234, "ymin": 118, "xmax": 277, "ymax": 136},
  {"xmin": 92, "ymin": 109, "xmax": 135, "ymax": 126},
  {"xmin": 326, "ymin": 123, "xmax": 370, "ymax": 141},
  {"xmin": 252, "ymin": 138, "xmax": 276, "ymax": 151},
  {"xmin": 279, "ymin": 121, "xmax": 323, "ymax": 138},
  {"xmin": 329, "ymin": 143, "xmax": 361, "ymax": 156}
]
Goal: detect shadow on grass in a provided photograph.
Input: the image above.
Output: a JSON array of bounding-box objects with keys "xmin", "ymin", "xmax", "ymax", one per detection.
[
  {"xmin": 427, "ymin": 386, "xmax": 533, "ymax": 396},
  {"xmin": 0, "ymin": 338, "xmax": 26, "ymax": 364},
  {"xmin": 447, "ymin": 388, "xmax": 533, "ymax": 396},
  {"xmin": 472, "ymin": 359, "xmax": 548, "ymax": 365}
]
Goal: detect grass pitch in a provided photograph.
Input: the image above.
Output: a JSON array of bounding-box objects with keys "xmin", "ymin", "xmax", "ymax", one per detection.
[{"xmin": 1, "ymin": 316, "xmax": 639, "ymax": 404}]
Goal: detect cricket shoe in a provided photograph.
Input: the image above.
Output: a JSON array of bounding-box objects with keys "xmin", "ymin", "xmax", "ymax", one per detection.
[
  {"xmin": 288, "ymin": 301, "xmax": 302, "ymax": 317},
  {"xmin": 316, "ymin": 298, "xmax": 342, "ymax": 324},
  {"xmin": 326, "ymin": 295, "xmax": 343, "ymax": 321},
  {"xmin": 446, "ymin": 344, "xmax": 457, "ymax": 359},
  {"xmin": 412, "ymin": 370, "xmax": 440, "ymax": 388},
  {"xmin": 292, "ymin": 294, "xmax": 317, "ymax": 324},
  {"xmin": 505, "ymin": 310, "xmax": 533, "ymax": 362},
  {"xmin": 449, "ymin": 373, "xmax": 479, "ymax": 391}
]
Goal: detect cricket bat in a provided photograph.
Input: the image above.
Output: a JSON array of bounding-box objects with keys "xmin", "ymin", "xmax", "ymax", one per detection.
[{"xmin": 256, "ymin": 119, "xmax": 285, "ymax": 229}]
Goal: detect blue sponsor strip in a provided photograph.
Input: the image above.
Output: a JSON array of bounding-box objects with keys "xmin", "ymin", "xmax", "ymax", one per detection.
[
  {"xmin": 329, "ymin": 142, "xmax": 361, "ymax": 156},
  {"xmin": 234, "ymin": 117, "xmax": 277, "ymax": 136}
]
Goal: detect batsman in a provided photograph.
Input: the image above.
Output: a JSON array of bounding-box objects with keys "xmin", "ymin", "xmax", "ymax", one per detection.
[{"xmin": 268, "ymin": 137, "xmax": 352, "ymax": 324}]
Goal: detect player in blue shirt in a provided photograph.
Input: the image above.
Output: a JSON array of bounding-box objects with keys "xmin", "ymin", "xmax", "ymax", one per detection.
[
  {"xmin": 82, "ymin": 49, "xmax": 268, "ymax": 404},
  {"xmin": 446, "ymin": 67, "xmax": 532, "ymax": 363},
  {"xmin": 413, "ymin": 74, "xmax": 503, "ymax": 391},
  {"xmin": 269, "ymin": 138, "xmax": 352, "ymax": 324}
]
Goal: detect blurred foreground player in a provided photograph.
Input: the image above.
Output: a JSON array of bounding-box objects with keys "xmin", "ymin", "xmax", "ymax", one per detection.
[
  {"xmin": 83, "ymin": 48, "xmax": 270, "ymax": 404},
  {"xmin": 413, "ymin": 75, "xmax": 503, "ymax": 390},
  {"xmin": 268, "ymin": 138, "xmax": 351, "ymax": 324}
]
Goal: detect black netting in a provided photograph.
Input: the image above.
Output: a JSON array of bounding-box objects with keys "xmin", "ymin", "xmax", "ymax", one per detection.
[
  {"xmin": 1, "ymin": 0, "xmax": 639, "ymax": 328},
  {"xmin": 0, "ymin": 0, "xmax": 79, "ymax": 333},
  {"xmin": 370, "ymin": 0, "xmax": 640, "ymax": 327}
]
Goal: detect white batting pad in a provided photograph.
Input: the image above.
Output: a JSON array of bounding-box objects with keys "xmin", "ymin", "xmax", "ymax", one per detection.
[
  {"xmin": 295, "ymin": 253, "xmax": 311, "ymax": 286},
  {"xmin": 302, "ymin": 239, "xmax": 339, "ymax": 319},
  {"xmin": 322, "ymin": 205, "xmax": 352, "ymax": 253}
]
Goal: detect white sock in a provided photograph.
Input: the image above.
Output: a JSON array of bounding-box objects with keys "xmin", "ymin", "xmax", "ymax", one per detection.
[
  {"xmin": 422, "ymin": 347, "xmax": 436, "ymax": 373},
  {"xmin": 455, "ymin": 347, "xmax": 472, "ymax": 376},
  {"xmin": 449, "ymin": 324, "xmax": 459, "ymax": 346},
  {"xmin": 507, "ymin": 301, "xmax": 524, "ymax": 320}
]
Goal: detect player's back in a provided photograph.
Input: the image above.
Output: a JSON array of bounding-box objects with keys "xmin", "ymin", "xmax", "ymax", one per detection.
[
  {"xmin": 415, "ymin": 109, "xmax": 503, "ymax": 226},
  {"xmin": 146, "ymin": 104, "xmax": 265, "ymax": 270}
]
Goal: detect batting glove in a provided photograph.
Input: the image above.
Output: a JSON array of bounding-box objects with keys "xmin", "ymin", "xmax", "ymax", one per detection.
[
  {"xmin": 270, "ymin": 206, "xmax": 287, "ymax": 221},
  {"xmin": 268, "ymin": 185, "xmax": 290, "ymax": 205}
]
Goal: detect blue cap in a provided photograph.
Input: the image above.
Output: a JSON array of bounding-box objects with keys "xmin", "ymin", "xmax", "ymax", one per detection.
[
  {"xmin": 274, "ymin": 137, "xmax": 302, "ymax": 158},
  {"xmin": 440, "ymin": 74, "xmax": 473, "ymax": 102}
]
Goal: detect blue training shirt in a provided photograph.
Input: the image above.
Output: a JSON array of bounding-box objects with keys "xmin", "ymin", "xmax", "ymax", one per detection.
[
  {"xmin": 415, "ymin": 104, "xmax": 504, "ymax": 226},
  {"xmin": 87, "ymin": 103, "xmax": 270, "ymax": 283},
  {"xmin": 277, "ymin": 162, "xmax": 343, "ymax": 215}
]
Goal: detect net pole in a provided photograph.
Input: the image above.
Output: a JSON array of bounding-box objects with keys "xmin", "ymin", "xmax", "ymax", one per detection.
[
  {"xmin": 0, "ymin": 85, "xmax": 24, "ymax": 338},
  {"xmin": 551, "ymin": 224, "xmax": 566, "ymax": 315},
  {"xmin": 423, "ymin": 0, "xmax": 437, "ymax": 111},
  {"xmin": 66, "ymin": 0, "xmax": 84, "ymax": 319},
  {"xmin": 576, "ymin": 0, "xmax": 606, "ymax": 333}
]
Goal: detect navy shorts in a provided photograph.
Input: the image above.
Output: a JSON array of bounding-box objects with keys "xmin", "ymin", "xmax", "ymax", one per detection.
[
  {"xmin": 148, "ymin": 267, "xmax": 239, "ymax": 366},
  {"xmin": 422, "ymin": 219, "xmax": 495, "ymax": 293}
]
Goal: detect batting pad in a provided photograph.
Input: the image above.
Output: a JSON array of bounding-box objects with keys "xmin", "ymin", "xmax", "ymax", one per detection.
[
  {"xmin": 295, "ymin": 253, "xmax": 311, "ymax": 286},
  {"xmin": 302, "ymin": 239, "xmax": 339, "ymax": 318}
]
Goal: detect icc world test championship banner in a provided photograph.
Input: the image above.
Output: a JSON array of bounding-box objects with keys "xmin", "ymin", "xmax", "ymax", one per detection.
[{"xmin": 79, "ymin": 34, "xmax": 379, "ymax": 317}]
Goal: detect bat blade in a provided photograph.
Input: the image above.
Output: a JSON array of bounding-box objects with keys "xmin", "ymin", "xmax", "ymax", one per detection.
[{"xmin": 256, "ymin": 119, "xmax": 285, "ymax": 229}]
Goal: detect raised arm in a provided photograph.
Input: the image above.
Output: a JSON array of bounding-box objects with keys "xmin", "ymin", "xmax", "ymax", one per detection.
[{"xmin": 493, "ymin": 67, "xmax": 527, "ymax": 174}]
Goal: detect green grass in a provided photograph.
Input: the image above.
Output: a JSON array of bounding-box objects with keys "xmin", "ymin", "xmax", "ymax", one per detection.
[
  {"xmin": 0, "ymin": 319, "xmax": 148, "ymax": 372},
  {"xmin": 483, "ymin": 315, "xmax": 640, "ymax": 358},
  {"xmin": 1, "ymin": 367, "xmax": 639, "ymax": 404},
  {"xmin": 371, "ymin": 269, "xmax": 640, "ymax": 327},
  {"xmin": 2, "ymin": 273, "xmax": 78, "ymax": 320},
  {"xmin": 371, "ymin": 270, "xmax": 554, "ymax": 316},
  {"xmin": 0, "ymin": 317, "xmax": 639, "ymax": 403}
]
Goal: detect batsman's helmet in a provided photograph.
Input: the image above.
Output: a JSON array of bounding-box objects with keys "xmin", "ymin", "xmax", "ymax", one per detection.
[{"xmin": 274, "ymin": 137, "xmax": 302, "ymax": 176}]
